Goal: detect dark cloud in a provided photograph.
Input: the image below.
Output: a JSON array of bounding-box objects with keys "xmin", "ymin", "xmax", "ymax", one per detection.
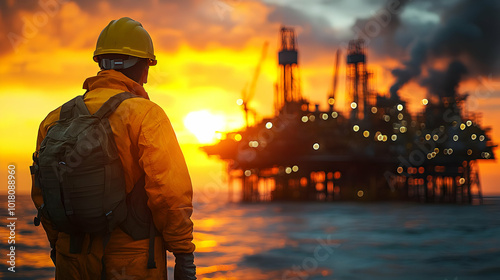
[
  {"xmin": 2, "ymin": 0, "xmax": 499, "ymax": 95},
  {"xmin": 0, "ymin": 0, "xmax": 240, "ymax": 54}
]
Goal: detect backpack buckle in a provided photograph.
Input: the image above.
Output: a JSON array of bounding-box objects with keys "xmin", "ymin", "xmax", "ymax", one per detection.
[
  {"xmin": 34, "ymin": 216, "xmax": 40, "ymax": 226},
  {"xmin": 29, "ymin": 164, "xmax": 38, "ymax": 175},
  {"xmin": 105, "ymin": 210, "xmax": 113, "ymax": 219},
  {"xmin": 34, "ymin": 204, "xmax": 43, "ymax": 226}
]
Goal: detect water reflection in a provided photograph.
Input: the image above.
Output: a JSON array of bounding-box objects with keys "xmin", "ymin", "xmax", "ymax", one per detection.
[{"xmin": 3, "ymin": 195, "xmax": 500, "ymax": 280}]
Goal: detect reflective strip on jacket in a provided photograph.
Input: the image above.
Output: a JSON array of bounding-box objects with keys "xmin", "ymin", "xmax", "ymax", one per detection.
[{"xmin": 31, "ymin": 70, "xmax": 195, "ymax": 279}]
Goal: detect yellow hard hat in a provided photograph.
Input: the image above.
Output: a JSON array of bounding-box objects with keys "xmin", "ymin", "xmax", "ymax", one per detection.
[{"xmin": 94, "ymin": 17, "xmax": 157, "ymax": 66}]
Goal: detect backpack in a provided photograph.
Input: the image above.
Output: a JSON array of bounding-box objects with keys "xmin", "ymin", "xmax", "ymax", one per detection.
[{"xmin": 30, "ymin": 92, "xmax": 157, "ymax": 272}]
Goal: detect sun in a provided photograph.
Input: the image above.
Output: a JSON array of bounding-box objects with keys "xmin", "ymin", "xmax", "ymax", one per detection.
[{"xmin": 184, "ymin": 110, "xmax": 226, "ymax": 144}]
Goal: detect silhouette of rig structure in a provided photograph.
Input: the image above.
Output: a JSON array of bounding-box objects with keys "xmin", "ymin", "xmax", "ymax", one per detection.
[{"xmin": 202, "ymin": 27, "xmax": 496, "ymax": 203}]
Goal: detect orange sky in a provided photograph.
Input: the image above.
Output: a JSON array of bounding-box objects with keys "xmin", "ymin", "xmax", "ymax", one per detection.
[{"xmin": 1, "ymin": 0, "xmax": 499, "ymax": 195}]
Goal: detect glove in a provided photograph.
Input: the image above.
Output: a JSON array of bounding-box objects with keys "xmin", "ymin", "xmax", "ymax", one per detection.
[
  {"xmin": 50, "ymin": 248, "xmax": 56, "ymax": 266},
  {"xmin": 173, "ymin": 252, "xmax": 196, "ymax": 280}
]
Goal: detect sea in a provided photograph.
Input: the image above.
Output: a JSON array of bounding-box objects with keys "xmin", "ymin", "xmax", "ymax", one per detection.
[{"xmin": 1, "ymin": 194, "xmax": 499, "ymax": 280}]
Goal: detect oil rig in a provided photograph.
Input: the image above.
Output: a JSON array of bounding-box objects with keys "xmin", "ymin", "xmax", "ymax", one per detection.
[{"xmin": 202, "ymin": 27, "xmax": 496, "ymax": 203}]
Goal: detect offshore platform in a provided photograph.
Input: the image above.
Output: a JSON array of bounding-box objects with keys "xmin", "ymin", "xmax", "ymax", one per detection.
[{"xmin": 202, "ymin": 27, "xmax": 496, "ymax": 203}]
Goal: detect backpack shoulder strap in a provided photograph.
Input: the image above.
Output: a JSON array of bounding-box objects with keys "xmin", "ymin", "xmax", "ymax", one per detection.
[
  {"xmin": 94, "ymin": 92, "xmax": 140, "ymax": 119},
  {"xmin": 59, "ymin": 95, "xmax": 90, "ymax": 120}
]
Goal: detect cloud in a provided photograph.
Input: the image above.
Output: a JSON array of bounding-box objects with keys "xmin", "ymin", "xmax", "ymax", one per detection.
[{"xmin": 2, "ymin": 0, "xmax": 499, "ymax": 102}]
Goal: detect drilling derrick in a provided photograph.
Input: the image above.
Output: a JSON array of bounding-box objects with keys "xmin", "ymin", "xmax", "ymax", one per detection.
[
  {"xmin": 276, "ymin": 26, "xmax": 302, "ymax": 114},
  {"xmin": 346, "ymin": 39, "xmax": 372, "ymax": 120}
]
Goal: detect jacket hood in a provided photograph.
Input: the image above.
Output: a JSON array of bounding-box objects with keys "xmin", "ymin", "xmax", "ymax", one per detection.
[{"xmin": 83, "ymin": 70, "xmax": 150, "ymax": 99}]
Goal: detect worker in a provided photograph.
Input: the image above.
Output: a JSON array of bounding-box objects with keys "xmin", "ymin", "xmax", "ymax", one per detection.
[{"xmin": 31, "ymin": 17, "xmax": 196, "ymax": 279}]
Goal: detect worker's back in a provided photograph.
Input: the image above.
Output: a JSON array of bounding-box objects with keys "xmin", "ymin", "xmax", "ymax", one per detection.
[{"xmin": 31, "ymin": 17, "xmax": 196, "ymax": 280}]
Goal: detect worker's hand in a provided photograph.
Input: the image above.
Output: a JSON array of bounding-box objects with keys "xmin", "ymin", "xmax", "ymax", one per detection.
[
  {"xmin": 50, "ymin": 248, "xmax": 56, "ymax": 266},
  {"xmin": 173, "ymin": 252, "xmax": 196, "ymax": 280}
]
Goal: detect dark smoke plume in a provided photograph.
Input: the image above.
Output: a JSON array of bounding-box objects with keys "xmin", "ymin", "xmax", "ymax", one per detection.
[
  {"xmin": 390, "ymin": 0, "xmax": 500, "ymax": 99},
  {"xmin": 420, "ymin": 60, "xmax": 468, "ymax": 99}
]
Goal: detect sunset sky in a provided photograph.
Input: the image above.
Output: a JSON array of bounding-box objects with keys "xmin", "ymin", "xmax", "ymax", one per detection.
[{"xmin": 1, "ymin": 0, "xmax": 499, "ymax": 195}]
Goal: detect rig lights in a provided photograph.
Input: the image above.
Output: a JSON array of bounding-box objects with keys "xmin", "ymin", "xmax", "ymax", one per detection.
[
  {"xmin": 422, "ymin": 99, "xmax": 429, "ymax": 105},
  {"xmin": 313, "ymin": 143, "xmax": 320, "ymax": 150},
  {"xmin": 331, "ymin": 112, "xmax": 338, "ymax": 118},
  {"xmin": 482, "ymin": 152, "xmax": 491, "ymax": 159},
  {"xmin": 350, "ymin": 102, "xmax": 358, "ymax": 109},
  {"xmin": 285, "ymin": 165, "xmax": 300, "ymax": 174},
  {"xmin": 301, "ymin": 116, "xmax": 308, "ymax": 123},
  {"xmin": 266, "ymin": 122, "xmax": 273, "ymax": 129},
  {"xmin": 249, "ymin": 141, "xmax": 259, "ymax": 148},
  {"xmin": 353, "ymin": 125, "xmax": 360, "ymax": 132},
  {"xmin": 357, "ymin": 190, "xmax": 364, "ymax": 198},
  {"xmin": 397, "ymin": 104, "xmax": 403, "ymax": 111},
  {"xmin": 453, "ymin": 135, "xmax": 459, "ymax": 141},
  {"xmin": 321, "ymin": 113, "xmax": 328, "ymax": 120}
]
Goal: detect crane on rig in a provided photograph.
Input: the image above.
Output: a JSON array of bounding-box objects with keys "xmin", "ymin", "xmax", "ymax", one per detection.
[
  {"xmin": 240, "ymin": 41, "xmax": 269, "ymax": 128},
  {"xmin": 328, "ymin": 48, "xmax": 341, "ymax": 109}
]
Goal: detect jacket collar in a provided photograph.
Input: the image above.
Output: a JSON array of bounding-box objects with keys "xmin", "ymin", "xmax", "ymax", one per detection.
[{"xmin": 82, "ymin": 70, "xmax": 150, "ymax": 99}]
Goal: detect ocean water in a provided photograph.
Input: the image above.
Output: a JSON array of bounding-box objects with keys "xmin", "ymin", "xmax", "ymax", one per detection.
[{"xmin": 1, "ymin": 195, "xmax": 500, "ymax": 280}]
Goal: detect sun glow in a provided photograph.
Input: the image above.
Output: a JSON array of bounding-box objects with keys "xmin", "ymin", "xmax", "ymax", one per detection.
[{"xmin": 184, "ymin": 110, "xmax": 226, "ymax": 144}]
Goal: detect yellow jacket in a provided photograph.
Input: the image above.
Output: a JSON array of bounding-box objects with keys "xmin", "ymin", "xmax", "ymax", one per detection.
[{"xmin": 32, "ymin": 70, "xmax": 195, "ymax": 279}]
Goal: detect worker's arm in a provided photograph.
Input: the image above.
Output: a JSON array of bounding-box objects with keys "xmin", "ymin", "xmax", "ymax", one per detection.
[{"xmin": 138, "ymin": 104, "xmax": 196, "ymax": 254}]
